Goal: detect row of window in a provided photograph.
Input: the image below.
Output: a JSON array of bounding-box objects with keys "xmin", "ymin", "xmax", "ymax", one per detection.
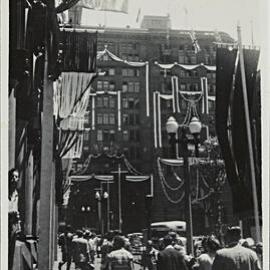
[
  {"xmin": 94, "ymin": 96, "xmax": 140, "ymax": 110},
  {"xmin": 122, "ymin": 113, "xmax": 140, "ymax": 125},
  {"xmin": 97, "ymin": 113, "xmax": 116, "ymax": 125},
  {"xmin": 178, "ymin": 54, "xmax": 216, "ymax": 65},
  {"xmin": 97, "ymin": 68, "xmax": 140, "ymax": 77},
  {"xmin": 95, "ymin": 81, "xmax": 141, "ymax": 93},
  {"xmin": 95, "ymin": 113, "xmax": 140, "ymax": 126},
  {"xmin": 94, "ymin": 129, "xmax": 140, "ymax": 142},
  {"xmin": 96, "ymin": 96, "xmax": 116, "ymax": 108}
]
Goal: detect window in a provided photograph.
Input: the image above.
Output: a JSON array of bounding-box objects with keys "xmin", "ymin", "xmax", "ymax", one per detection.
[
  {"xmin": 135, "ymin": 114, "xmax": 140, "ymax": 125},
  {"xmin": 128, "ymin": 82, "xmax": 134, "ymax": 92},
  {"xmin": 129, "ymin": 130, "xmax": 135, "ymax": 141},
  {"xmin": 109, "ymin": 97, "xmax": 115, "ymax": 108},
  {"xmin": 192, "ymin": 70, "xmax": 198, "ymax": 77},
  {"xmin": 123, "ymin": 130, "xmax": 129, "ymax": 141},
  {"xmin": 109, "ymin": 114, "xmax": 115, "ymax": 125},
  {"xmin": 128, "ymin": 98, "xmax": 134, "ymax": 109},
  {"xmin": 178, "ymin": 55, "xmax": 185, "ymax": 64},
  {"xmin": 108, "ymin": 68, "xmax": 115, "ymax": 76},
  {"xmin": 97, "ymin": 130, "xmax": 103, "ymax": 141},
  {"xmin": 134, "ymin": 99, "xmax": 140, "ymax": 109},
  {"xmin": 109, "ymin": 82, "xmax": 115, "ymax": 91},
  {"xmin": 129, "ymin": 115, "xmax": 134, "ymax": 125},
  {"xmin": 122, "ymin": 98, "xmax": 128, "ymax": 108},
  {"xmin": 135, "ymin": 69, "xmax": 140, "ymax": 77},
  {"xmin": 103, "ymin": 97, "xmax": 109, "ymax": 107},
  {"xmin": 179, "ymin": 70, "xmax": 185, "ymax": 77},
  {"xmin": 109, "ymin": 130, "xmax": 115, "ymax": 141},
  {"xmin": 103, "ymin": 81, "xmax": 109, "ymax": 90},
  {"xmin": 134, "ymin": 82, "xmax": 140, "ymax": 93},
  {"xmin": 122, "ymin": 83, "xmax": 128, "ymax": 92},
  {"xmin": 122, "ymin": 69, "xmax": 128, "ymax": 76},
  {"xmin": 84, "ymin": 132, "xmax": 89, "ymax": 141},
  {"xmin": 97, "ymin": 114, "xmax": 103, "ymax": 124},
  {"xmin": 123, "ymin": 114, "xmax": 129, "ymax": 125},
  {"xmin": 103, "ymin": 130, "xmax": 109, "ymax": 141},
  {"xmin": 136, "ymin": 130, "xmax": 140, "ymax": 141},
  {"xmin": 186, "ymin": 83, "xmax": 191, "ymax": 91},
  {"xmin": 97, "ymin": 97, "xmax": 103, "ymax": 107},
  {"xmin": 128, "ymin": 69, "xmax": 135, "ymax": 76},
  {"xmin": 190, "ymin": 56, "xmax": 197, "ymax": 64},
  {"xmin": 97, "ymin": 81, "xmax": 102, "ymax": 90},
  {"xmin": 103, "ymin": 114, "xmax": 109, "ymax": 124}
]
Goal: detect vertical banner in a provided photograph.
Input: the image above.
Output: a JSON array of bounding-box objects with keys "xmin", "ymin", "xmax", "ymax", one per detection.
[
  {"xmin": 175, "ymin": 76, "xmax": 181, "ymax": 113},
  {"xmin": 117, "ymin": 91, "xmax": 121, "ymax": 131},
  {"xmin": 171, "ymin": 76, "xmax": 176, "ymax": 113},
  {"xmin": 157, "ymin": 92, "xmax": 162, "ymax": 148},
  {"xmin": 146, "ymin": 62, "xmax": 150, "ymax": 116},
  {"xmin": 204, "ymin": 77, "xmax": 209, "ymax": 114},
  {"xmin": 201, "ymin": 77, "xmax": 205, "ymax": 114},
  {"xmin": 91, "ymin": 95, "xmax": 95, "ymax": 130},
  {"xmin": 153, "ymin": 92, "xmax": 158, "ymax": 148}
]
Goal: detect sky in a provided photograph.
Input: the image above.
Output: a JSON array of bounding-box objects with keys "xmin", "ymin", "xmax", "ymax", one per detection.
[{"xmin": 81, "ymin": 0, "xmax": 265, "ymax": 46}]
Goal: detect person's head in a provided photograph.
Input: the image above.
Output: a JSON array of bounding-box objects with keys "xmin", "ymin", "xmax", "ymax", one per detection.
[
  {"xmin": 76, "ymin": 230, "xmax": 84, "ymax": 238},
  {"xmin": 146, "ymin": 240, "xmax": 153, "ymax": 250},
  {"xmin": 84, "ymin": 230, "xmax": 91, "ymax": 239},
  {"xmin": 9, "ymin": 168, "xmax": 19, "ymax": 189},
  {"xmin": 106, "ymin": 231, "xmax": 114, "ymax": 242},
  {"xmin": 225, "ymin": 226, "xmax": 241, "ymax": 244},
  {"xmin": 163, "ymin": 235, "xmax": 173, "ymax": 247},
  {"xmin": 65, "ymin": 224, "xmax": 72, "ymax": 233},
  {"xmin": 255, "ymin": 242, "xmax": 262, "ymax": 255},
  {"xmin": 206, "ymin": 235, "xmax": 221, "ymax": 252},
  {"xmin": 113, "ymin": 236, "xmax": 126, "ymax": 250}
]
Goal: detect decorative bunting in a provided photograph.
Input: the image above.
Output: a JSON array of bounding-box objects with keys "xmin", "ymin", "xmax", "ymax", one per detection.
[
  {"xmin": 155, "ymin": 61, "xmax": 216, "ymax": 71},
  {"xmin": 117, "ymin": 91, "xmax": 121, "ymax": 131}
]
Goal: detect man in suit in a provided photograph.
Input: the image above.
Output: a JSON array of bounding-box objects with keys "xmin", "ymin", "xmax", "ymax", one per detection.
[
  {"xmin": 212, "ymin": 226, "xmax": 261, "ymax": 270},
  {"xmin": 72, "ymin": 230, "xmax": 90, "ymax": 270},
  {"xmin": 157, "ymin": 235, "xmax": 188, "ymax": 270}
]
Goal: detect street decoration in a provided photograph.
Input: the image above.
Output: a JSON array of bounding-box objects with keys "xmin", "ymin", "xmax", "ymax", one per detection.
[
  {"xmin": 54, "ymin": 30, "xmax": 97, "ymax": 159},
  {"xmin": 97, "ymin": 47, "xmax": 150, "ymax": 116},
  {"xmin": 78, "ymin": 0, "xmax": 129, "ymax": 13}
]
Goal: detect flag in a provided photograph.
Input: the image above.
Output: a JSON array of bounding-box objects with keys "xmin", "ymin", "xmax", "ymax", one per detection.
[
  {"xmin": 215, "ymin": 45, "xmax": 261, "ymax": 215},
  {"xmin": 189, "ymin": 30, "xmax": 201, "ymax": 54},
  {"xmin": 78, "ymin": 0, "xmax": 129, "ymax": 13},
  {"xmin": 136, "ymin": 8, "xmax": 141, "ymax": 23}
]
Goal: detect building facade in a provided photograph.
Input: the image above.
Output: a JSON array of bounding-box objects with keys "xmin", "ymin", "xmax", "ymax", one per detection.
[{"xmin": 67, "ymin": 16, "xmax": 236, "ymax": 234}]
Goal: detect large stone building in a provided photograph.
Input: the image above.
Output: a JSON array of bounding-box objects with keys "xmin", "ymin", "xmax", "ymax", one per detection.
[{"xmin": 66, "ymin": 15, "xmax": 236, "ymax": 234}]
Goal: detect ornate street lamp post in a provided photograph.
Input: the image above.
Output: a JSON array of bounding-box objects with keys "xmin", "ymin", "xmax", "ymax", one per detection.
[
  {"xmin": 166, "ymin": 116, "xmax": 202, "ymax": 256},
  {"xmin": 95, "ymin": 191, "xmax": 109, "ymax": 235}
]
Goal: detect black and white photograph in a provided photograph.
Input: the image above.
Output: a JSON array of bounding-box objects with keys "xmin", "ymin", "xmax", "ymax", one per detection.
[{"xmin": 1, "ymin": 0, "xmax": 269, "ymax": 269}]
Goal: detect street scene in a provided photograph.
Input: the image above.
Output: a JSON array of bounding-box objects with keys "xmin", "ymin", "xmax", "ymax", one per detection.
[{"xmin": 6, "ymin": 0, "xmax": 266, "ymax": 270}]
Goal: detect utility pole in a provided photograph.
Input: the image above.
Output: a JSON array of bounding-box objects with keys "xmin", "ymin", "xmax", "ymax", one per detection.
[
  {"xmin": 111, "ymin": 164, "xmax": 128, "ymax": 232},
  {"xmin": 237, "ymin": 24, "xmax": 261, "ymax": 242},
  {"xmin": 38, "ymin": 1, "xmax": 56, "ymax": 269}
]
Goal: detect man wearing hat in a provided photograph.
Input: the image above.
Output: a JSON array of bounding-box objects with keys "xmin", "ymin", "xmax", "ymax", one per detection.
[
  {"xmin": 212, "ymin": 227, "xmax": 261, "ymax": 270},
  {"xmin": 157, "ymin": 235, "xmax": 188, "ymax": 270}
]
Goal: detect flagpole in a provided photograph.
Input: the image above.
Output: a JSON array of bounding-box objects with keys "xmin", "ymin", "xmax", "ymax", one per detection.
[{"xmin": 237, "ymin": 24, "xmax": 261, "ymax": 242}]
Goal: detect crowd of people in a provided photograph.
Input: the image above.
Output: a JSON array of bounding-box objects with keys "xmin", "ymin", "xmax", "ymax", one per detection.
[{"xmin": 57, "ymin": 225, "xmax": 263, "ymax": 270}]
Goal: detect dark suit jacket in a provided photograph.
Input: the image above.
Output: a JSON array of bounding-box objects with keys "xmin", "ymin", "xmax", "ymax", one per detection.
[{"xmin": 157, "ymin": 247, "xmax": 188, "ymax": 270}]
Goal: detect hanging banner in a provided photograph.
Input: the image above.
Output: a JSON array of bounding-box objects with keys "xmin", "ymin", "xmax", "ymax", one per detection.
[{"xmin": 79, "ymin": 0, "xmax": 129, "ymax": 13}]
